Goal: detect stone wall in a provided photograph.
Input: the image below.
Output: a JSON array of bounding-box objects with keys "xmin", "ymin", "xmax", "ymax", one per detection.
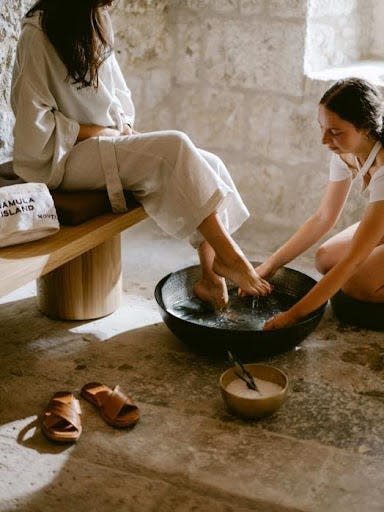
[
  {"xmin": 371, "ymin": 0, "xmax": 384, "ymax": 59},
  {"xmin": 305, "ymin": 0, "xmax": 372, "ymax": 73},
  {"xmin": 0, "ymin": 0, "xmax": 33, "ymax": 163},
  {"xmin": 0, "ymin": 0, "xmax": 365, "ymax": 232}
]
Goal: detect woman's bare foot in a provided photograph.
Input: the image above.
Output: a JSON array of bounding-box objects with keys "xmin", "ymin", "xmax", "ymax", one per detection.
[
  {"xmin": 238, "ymin": 260, "xmax": 276, "ymax": 297},
  {"xmin": 197, "ymin": 213, "xmax": 271, "ymax": 296},
  {"xmin": 193, "ymin": 276, "xmax": 229, "ymax": 310},
  {"xmin": 213, "ymin": 254, "xmax": 271, "ymax": 296}
]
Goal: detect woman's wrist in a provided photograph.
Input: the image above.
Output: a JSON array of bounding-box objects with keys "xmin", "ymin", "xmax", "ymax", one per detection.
[
  {"xmin": 261, "ymin": 257, "xmax": 281, "ymax": 276},
  {"xmin": 287, "ymin": 302, "xmax": 307, "ymax": 323}
]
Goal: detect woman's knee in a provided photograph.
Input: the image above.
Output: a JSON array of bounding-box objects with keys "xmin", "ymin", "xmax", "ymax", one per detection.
[
  {"xmin": 164, "ymin": 130, "xmax": 193, "ymax": 148},
  {"xmin": 315, "ymin": 244, "xmax": 333, "ymax": 274},
  {"xmin": 201, "ymin": 149, "xmax": 223, "ymax": 169}
]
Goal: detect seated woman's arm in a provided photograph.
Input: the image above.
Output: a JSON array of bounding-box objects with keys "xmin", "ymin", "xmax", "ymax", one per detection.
[{"xmin": 76, "ymin": 123, "xmax": 131, "ymax": 142}]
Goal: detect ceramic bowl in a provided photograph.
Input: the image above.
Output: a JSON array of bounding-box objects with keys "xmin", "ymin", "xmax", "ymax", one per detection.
[{"xmin": 220, "ymin": 364, "xmax": 288, "ymax": 419}]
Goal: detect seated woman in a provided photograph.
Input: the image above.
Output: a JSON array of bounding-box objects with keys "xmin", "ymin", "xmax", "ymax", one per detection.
[
  {"xmin": 11, "ymin": 0, "xmax": 271, "ymax": 310},
  {"xmin": 257, "ymin": 77, "xmax": 384, "ymax": 330}
]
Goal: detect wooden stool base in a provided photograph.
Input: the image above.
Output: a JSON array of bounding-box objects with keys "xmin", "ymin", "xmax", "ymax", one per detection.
[{"xmin": 37, "ymin": 235, "xmax": 122, "ymax": 320}]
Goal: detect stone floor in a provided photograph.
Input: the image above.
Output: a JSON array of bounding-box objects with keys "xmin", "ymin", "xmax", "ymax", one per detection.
[{"xmin": 0, "ymin": 218, "xmax": 383, "ymax": 512}]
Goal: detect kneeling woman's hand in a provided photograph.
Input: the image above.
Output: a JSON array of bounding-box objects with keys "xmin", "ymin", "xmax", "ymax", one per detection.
[{"xmin": 263, "ymin": 309, "xmax": 298, "ymax": 330}]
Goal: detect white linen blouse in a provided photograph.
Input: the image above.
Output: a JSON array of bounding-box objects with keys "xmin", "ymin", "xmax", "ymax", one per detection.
[
  {"xmin": 329, "ymin": 150, "xmax": 384, "ymax": 203},
  {"xmin": 11, "ymin": 11, "xmax": 135, "ymax": 188}
]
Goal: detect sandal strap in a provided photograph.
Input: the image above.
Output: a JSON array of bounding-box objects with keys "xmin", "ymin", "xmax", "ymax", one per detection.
[
  {"xmin": 102, "ymin": 385, "xmax": 136, "ymax": 421},
  {"xmin": 43, "ymin": 398, "xmax": 82, "ymax": 432},
  {"xmin": 51, "ymin": 396, "xmax": 82, "ymax": 415}
]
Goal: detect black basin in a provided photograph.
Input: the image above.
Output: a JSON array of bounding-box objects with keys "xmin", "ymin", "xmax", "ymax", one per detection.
[
  {"xmin": 154, "ymin": 264, "xmax": 326, "ymax": 360},
  {"xmin": 331, "ymin": 290, "xmax": 384, "ymax": 331}
]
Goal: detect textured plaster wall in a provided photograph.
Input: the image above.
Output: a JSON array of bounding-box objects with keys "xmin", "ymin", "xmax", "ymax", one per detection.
[{"xmin": 0, "ymin": 0, "xmax": 365, "ymax": 230}]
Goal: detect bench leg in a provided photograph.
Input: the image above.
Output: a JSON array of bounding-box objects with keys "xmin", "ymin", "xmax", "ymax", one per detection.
[{"xmin": 36, "ymin": 235, "xmax": 122, "ymax": 320}]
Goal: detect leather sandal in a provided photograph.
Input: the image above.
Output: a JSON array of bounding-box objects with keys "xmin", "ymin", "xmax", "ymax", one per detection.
[
  {"xmin": 41, "ymin": 391, "xmax": 82, "ymax": 442},
  {"xmin": 81, "ymin": 382, "xmax": 140, "ymax": 428}
]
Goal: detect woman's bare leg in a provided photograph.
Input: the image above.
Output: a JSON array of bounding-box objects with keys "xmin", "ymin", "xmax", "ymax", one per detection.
[
  {"xmin": 315, "ymin": 222, "xmax": 384, "ymax": 301},
  {"xmin": 197, "ymin": 212, "xmax": 271, "ymax": 296},
  {"xmin": 193, "ymin": 241, "xmax": 229, "ymax": 310},
  {"xmin": 315, "ymin": 223, "xmax": 359, "ymax": 274},
  {"xmin": 343, "ymin": 244, "xmax": 384, "ymax": 301}
]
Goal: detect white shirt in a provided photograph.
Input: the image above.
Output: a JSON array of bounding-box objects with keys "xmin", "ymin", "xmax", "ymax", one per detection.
[
  {"xmin": 11, "ymin": 11, "xmax": 135, "ymax": 188},
  {"xmin": 329, "ymin": 151, "xmax": 384, "ymax": 203}
]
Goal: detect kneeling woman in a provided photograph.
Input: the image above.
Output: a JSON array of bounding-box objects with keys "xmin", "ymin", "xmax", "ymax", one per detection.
[
  {"xmin": 11, "ymin": 0, "xmax": 271, "ymax": 310},
  {"xmin": 258, "ymin": 77, "xmax": 384, "ymax": 329}
]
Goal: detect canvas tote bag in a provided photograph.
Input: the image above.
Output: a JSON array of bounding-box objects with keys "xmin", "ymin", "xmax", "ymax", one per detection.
[{"xmin": 0, "ymin": 182, "xmax": 60, "ymax": 247}]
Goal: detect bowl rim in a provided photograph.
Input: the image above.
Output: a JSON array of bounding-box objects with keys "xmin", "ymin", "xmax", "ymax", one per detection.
[{"xmin": 219, "ymin": 363, "xmax": 289, "ymax": 399}]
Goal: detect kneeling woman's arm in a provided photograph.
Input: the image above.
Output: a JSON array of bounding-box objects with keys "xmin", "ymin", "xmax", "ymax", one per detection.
[
  {"xmin": 264, "ymin": 200, "xmax": 384, "ymax": 329},
  {"xmin": 257, "ymin": 178, "xmax": 351, "ymax": 278}
]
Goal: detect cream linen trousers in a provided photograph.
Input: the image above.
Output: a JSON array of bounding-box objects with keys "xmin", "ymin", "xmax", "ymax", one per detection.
[{"xmin": 61, "ymin": 130, "xmax": 249, "ymax": 247}]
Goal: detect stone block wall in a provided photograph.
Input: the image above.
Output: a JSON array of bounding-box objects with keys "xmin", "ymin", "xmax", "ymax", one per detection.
[
  {"xmin": 0, "ymin": 0, "xmax": 365, "ymax": 233},
  {"xmin": 0, "ymin": 0, "xmax": 33, "ymax": 162},
  {"xmin": 305, "ymin": 0, "xmax": 372, "ymax": 73}
]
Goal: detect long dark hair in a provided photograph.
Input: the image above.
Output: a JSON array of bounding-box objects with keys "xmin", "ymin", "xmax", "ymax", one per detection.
[
  {"xmin": 26, "ymin": 0, "xmax": 114, "ymax": 88},
  {"xmin": 320, "ymin": 78, "xmax": 384, "ymax": 144}
]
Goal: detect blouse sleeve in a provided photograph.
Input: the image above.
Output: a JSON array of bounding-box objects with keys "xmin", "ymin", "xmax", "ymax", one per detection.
[
  {"xmin": 11, "ymin": 27, "xmax": 79, "ymax": 188},
  {"xmin": 329, "ymin": 153, "xmax": 351, "ymax": 181},
  {"xmin": 369, "ymin": 169, "xmax": 384, "ymax": 203}
]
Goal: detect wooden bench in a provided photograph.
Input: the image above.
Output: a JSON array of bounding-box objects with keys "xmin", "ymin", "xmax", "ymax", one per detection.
[{"xmin": 0, "ymin": 165, "xmax": 148, "ymax": 320}]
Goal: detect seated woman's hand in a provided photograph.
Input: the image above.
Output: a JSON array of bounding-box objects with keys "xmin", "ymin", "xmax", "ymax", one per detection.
[
  {"xmin": 77, "ymin": 124, "xmax": 121, "ymax": 141},
  {"xmin": 121, "ymin": 123, "xmax": 133, "ymax": 136}
]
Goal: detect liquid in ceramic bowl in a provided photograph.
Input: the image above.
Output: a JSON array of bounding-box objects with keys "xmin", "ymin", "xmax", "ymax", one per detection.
[{"xmin": 220, "ymin": 364, "xmax": 288, "ymax": 419}]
